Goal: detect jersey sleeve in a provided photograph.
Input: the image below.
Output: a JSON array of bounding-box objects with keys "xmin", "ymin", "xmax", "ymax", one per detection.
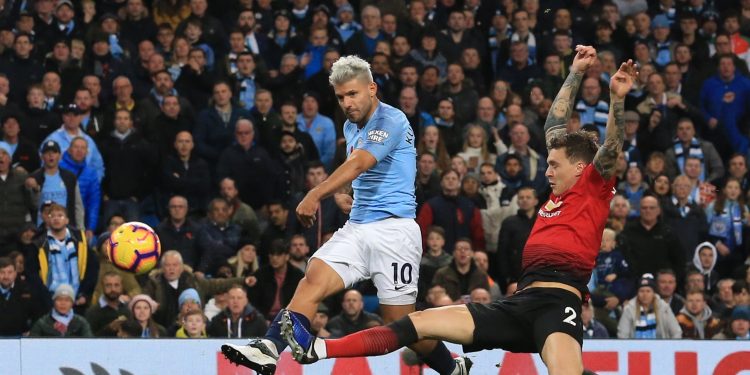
[
  {"xmin": 583, "ymin": 164, "xmax": 616, "ymax": 200},
  {"xmin": 357, "ymin": 115, "xmax": 406, "ymax": 162}
]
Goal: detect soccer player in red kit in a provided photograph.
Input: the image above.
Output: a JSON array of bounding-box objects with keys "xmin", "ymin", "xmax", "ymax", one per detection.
[{"xmin": 280, "ymin": 48, "xmax": 638, "ymax": 375}]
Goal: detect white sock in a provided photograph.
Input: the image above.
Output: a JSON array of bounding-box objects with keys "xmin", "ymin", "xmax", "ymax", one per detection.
[{"xmin": 314, "ymin": 338, "xmax": 328, "ymax": 359}]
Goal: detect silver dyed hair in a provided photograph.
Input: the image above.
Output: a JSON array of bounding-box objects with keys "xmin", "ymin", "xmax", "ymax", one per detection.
[{"xmin": 329, "ymin": 55, "xmax": 373, "ymax": 87}]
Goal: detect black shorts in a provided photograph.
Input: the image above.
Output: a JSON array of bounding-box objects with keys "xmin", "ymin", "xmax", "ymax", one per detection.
[{"xmin": 463, "ymin": 287, "xmax": 583, "ymax": 354}]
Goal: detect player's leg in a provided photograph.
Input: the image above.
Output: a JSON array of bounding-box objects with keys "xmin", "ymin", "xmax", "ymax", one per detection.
[
  {"xmin": 540, "ymin": 333, "xmax": 584, "ymax": 375},
  {"xmin": 380, "ymin": 304, "xmax": 472, "ymax": 375},
  {"xmin": 282, "ymin": 304, "xmax": 476, "ymax": 361}
]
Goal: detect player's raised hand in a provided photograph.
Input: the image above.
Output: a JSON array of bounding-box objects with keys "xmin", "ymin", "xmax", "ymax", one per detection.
[
  {"xmin": 610, "ymin": 59, "xmax": 638, "ymax": 99},
  {"xmin": 296, "ymin": 193, "xmax": 320, "ymax": 228},
  {"xmin": 570, "ymin": 45, "xmax": 597, "ymax": 73}
]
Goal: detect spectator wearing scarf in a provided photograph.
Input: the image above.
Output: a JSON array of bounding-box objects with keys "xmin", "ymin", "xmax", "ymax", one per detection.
[
  {"xmin": 617, "ymin": 274, "xmax": 682, "ymax": 339},
  {"xmin": 29, "ymin": 284, "xmax": 93, "ymax": 337},
  {"xmin": 705, "ymin": 178, "xmax": 749, "ymax": 276},
  {"xmin": 666, "ymin": 118, "xmax": 725, "ymax": 183}
]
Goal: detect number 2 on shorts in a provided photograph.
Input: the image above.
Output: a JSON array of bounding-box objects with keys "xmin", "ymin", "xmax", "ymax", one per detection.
[{"xmin": 563, "ymin": 306, "xmax": 577, "ymax": 326}]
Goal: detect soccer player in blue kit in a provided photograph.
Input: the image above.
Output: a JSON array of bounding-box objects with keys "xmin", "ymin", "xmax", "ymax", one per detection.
[{"xmin": 222, "ymin": 55, "xmax": 470, "ymax": 375}]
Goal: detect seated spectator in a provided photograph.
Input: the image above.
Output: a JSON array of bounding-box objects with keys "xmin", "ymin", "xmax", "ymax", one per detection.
[
  {"xmin": 248, "ymin": 240, "xmax": 304, "ymax": 319},
  {"xmin": 618, "ymin": 274, "xmax": 682, "ymax": 339},
  {"xmin": 0, "ymin": 256, "xmax": 43, "ymax": 336},
  {"xmin": 469, "ymin": 288, "xmax": 492, "ymax": 304},
  {"xmin": 706, "ymin": 178, "xmax": 750, "ymax": 277},
  {"xmin": 30, "ymin": 284, "xmax": 93, "ymax": 337},
  {"xmin": 594, "ymin": 228, "xmax": 633, "ymax": 301},
  {"xmin": 691, "ymin": 242, "xmax": 719, "ymax": 294},
  {"xmin": 159, "ymin": 131, "xmax": 211, "ymax": 217},
  {"xmin": 657, "ymin": 269, "xmax": 685, "ymax": 315},
  {"xmin": 712, "ymin": 279, "xmax": 736, "ymax": 318},
  {"xmin": 326, "ymin": 289, "xmax": 383, "ymax": 338},
  {"xmin": 156, "ymin": 196, "xmax": 203, "ymax": 268},
  {"xmin": 175, "ymin": 308, "xmax": 207, "ymax": 338},
  {"xmin": 25, "ymin": 203, "xmax": 98, "ymax": 312},
  {"xmin": 473, "ymin": 250, "xmax": 502, "ymax": 300},
  {"xmin": 142, "ymin": 250, "xmax": 252, "ymax": 327},
  {"xmin": 90, "ymin": 217, "xmax": 143, "ymax": 305},
  {"xmin": 167, "ymin": 287, "xmax": 202, "ymax": 335},
  {"xmin": 310, "ymin": 303, "xmax": 331, "ymax": 338},
  {"xmin": 259, "ymin": 201, "xmax": 290, "ymax": 259},
  {"xmin": 685, "ymin": 270, "xmax": 707, "ymax": 295},
  {"xmin": 203, "ymin": 287, "xmax": 228, "ymax": 322},
  {"xmin": 219, "ymin": 177, "xmax": 260, "ymax": 245},
  {"xmin": 582, "ymin": 303, "xmax": 610, "ymax": 339},
  {"xmin": 287, "ymin": 235, "xmax": 310, "ymax": 273},
  {"xmin": 676, "ymin": 289, "xmax": 723, "ymax": 340},
  {"xmin": 84, "ymin": 272, "xmax": 130, "ymax": 337},
  {"xmin": 713, "ymin": 306, "xmax": 750, "ymax": 340},
  {"xmin": 227, "ymin": 243, "xmax": 259, "ymax": 278},
  {"xmin": 415, "ymin": 153, "xmax": 442, "ymax": 208},
  {"xmin": 196, "ymin": 198, "xmax": 243, "ymax": 275},
  {"xmin": 419, "ymin": 226, "xmax": 453, "ymax": 301},
  {"xmin": 128, "ymin": 294, "xmax": 166, "ymax": 338},
  {"xmin": 207, "ymin": 285, "xmax": 267, "ymax": 338},
  {"xmin": 432, "ymin": 238, "xmax": 489, "ymax": 302}
]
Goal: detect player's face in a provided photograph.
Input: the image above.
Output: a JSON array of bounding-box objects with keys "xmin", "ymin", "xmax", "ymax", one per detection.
[
  {"xmin": 546, "ymin": 148, "xmax": 584, "ymax": 196},
  {"xmin": 334, "ymin": 78, "xmax": 377, "ymax": 124}
]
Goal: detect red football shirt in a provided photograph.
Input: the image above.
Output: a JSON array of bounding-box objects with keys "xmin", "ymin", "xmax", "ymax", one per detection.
[{"xmin": 519, "ymin": 164, "xmax": 616, "ymax": 294}]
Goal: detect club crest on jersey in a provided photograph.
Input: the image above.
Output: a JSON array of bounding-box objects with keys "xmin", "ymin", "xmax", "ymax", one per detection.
[{"xmin": 367, "ymin": 129, "xmax": 389, "ymax": 144}]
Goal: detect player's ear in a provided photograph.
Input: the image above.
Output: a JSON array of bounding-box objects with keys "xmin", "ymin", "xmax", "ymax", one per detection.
[
  {"xmin": 575, "ymin": 162, "xmax": 585, "ymax": 176},
  {"xmin": 369, "ymin": 81, "xmax": 377, "ymax": 97}
]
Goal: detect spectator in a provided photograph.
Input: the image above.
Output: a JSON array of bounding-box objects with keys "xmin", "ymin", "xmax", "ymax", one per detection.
[
  {"xmin": 478, "ymin": 162, "xmax": 518, "ymax": 256},
  {"xmin": 0, "ymin": 256, "xmax": 42, "ymax": 336},
  {"xmin": 685, "ymin": 270, "xmax": 707, "ymax": 295},
  {"xmin": 142, "ymin": 250, "xmax": 250, "ymax": 327},
  {"xmin": 712, "ymin": 279, "xmax": 736, "ymax": 318},
  {"xmin": 713, "ymin": 154, "xmax": 750, "ymax": 196},
  {"xmin": 160, "ymin": 131, "xmax": 211, "ymax": 217},
  {"xmin": 495, "ymin": 123, "xmax": 547, "ymax": 192},
  {"xmin": 310, "ymin": 303, "xmax": 332, "ymax": 338},
  {"xmin": 0, "ymin": 143, "xmax": 33, "ymax": 255},
  {"xmin": 105, "ymin": 76, "xmax": 142, "ymax": 135},
  {"xmin": 167, "ymin": 287, "xmax": 203, "ymax": 335},
  {"xmin": 58, "ymin": 137, "xmax": 100, "ymax": 238},
  {"xmin": 296, "ymin": 92, "xmax": 336, "ymax": 170},
  {"xmin": 149, "ymin": 94, "xmax": 195, "ymax": 158},
  {"xmin": 706, "ymin": 178, "xmax": 750, "ymax": 276},
  {"xmin": 415, "ymin": 153, "xmax": 441, "ymax": 208},
  {"xmin": 227, "ymin": 243, "xmax": 259, "ymax": 278},
  {"xmin": 700, "ymin": 54, "xmax": 750, "ymax": 156},
  {"xmin": 43, "ymin": 103, "xmax": 105, "ymax": 182},
  {"xmin": 0, "ymin": 33, "xmax": 44, "ymax": 103},
  {"xmin": 691, "ymin": 242, "xmax": 719, "ymax": 294},
  {"xmin": 25, "ymin": 203, "xmax": 97, "ymax": 311},
  {"xmin": 193, "ymin": 81, "xmax": 251, "ymax": 165},
  {"xmin": 175, "ymin": 308, "xmax": 208, "ymax": 338},
  {"xmin": 259, "ymin": 201, "xmax": 290, "ymax": 259},
  {"xmin": 712, "ymin": 305, "xmax": 750, "ymax": 340},
  {"xmin": 432, "ymin": 238, "xmax": 489, "ymax": 302},
  {"xmin": 439, "ymin": 63, "xmax": 479, "ymax": 127},
  {"xmin": 657, "ymin": 269, "xmax": 685, "ymax": 315},
  {"xmin": 665, "ymin": 118, "xmax": 724, "ymax": 182},
  {"xmin": 497, "ymin": 186, "xmax": 537, "ymax": 286},
  {"xmin": 156, "ymin": 196, "xmax": 203, "ymax": 269},
  {"xmin": 618, "ymin": 163, "xmax": 649, "ymax": 218},
  {"xmin": 128, "ymin": 294, "xmax": 166, "ymax": 337},
  {"xmin": 343, "ymin": 5, "xmax": 384, "ymax": 59},
  {"xmin": 618, "ymin": 274, "xmax": 682, "ymax": 339},
  {"xmin": 417, "ymin": 170, "xmax": 485, "ymax": 252},
  {"xmin": 594, "ymin": 228, "xmax": 633, "ymax": 301},
  {"xmin": 249, "ymin": 239, "xmax": 304, "ymax": 319},
  {"xmin": 1, "ymin": 114, "xmax": 40, "ymax": 174},
  {"xmin": 27, "ymin": 140, "xmax": 84, "ymax": 228},
  {"xmin": 661, "ymin": 175, "xmax": 708, "ymax": 262},
  {"xmin": 287, "ymin": 235, "xmax": 310, "ymax": 273},
  {"xmin": 496, "ymin": 41, "xmax": 541, "ymax": 94},
  {"xmin": 207, "ymin": 284, "xmax": 267, "ymax": 338},
  {"xmin": 621, "ymin": 195, "xmax": 684, "ymax": 282},
  {"xmin": 418, "ymin": 226, "xmax": 452, "ymax": 301},
  {"xmin": 219, "ymin": 177, "xmax": 260, "ymax": 246},
  {"xmin": 472, "ymin": 250, "xmax": 502, "ymax": 300},
  {"xmin": 100, "ymin": 109, "xmax": 157, "ymax": 223},
  {"xmin": 676, "ymin": 289, "xmax": 723, "ymax": 340},
  {"xmin": 29, "ymin": 283, "xmax": 93, "ymax": 337},
  {"xmin": 196, "ymin": 198, "xmax": 242, "ymax": 276},
  {"xmin": 216, "ymin": 118, "xmax": 280, "ymax": 210},
  {"xmin": 469, "ymin": 287, "xmax": 492, "ymax": 304},
  {"xmin": 84, "ymin": 272, "xmax": 130, "ymax": 337},
  {"xmin": 326, "ymin": 289, "xmax": 383, "ymax": 338},
  {"xmin": 74, "ymin": 88, "xmax": 105, "ymax": 140},
  {"xmin": 576, "ymin": 77, "xmax": 609, "ymax": 141},
  {"xmin": 136, "ymin": 70, "xmax": 195, "ymax": 135},
  {"xmin": 582, "ymin": 303, "xmax": 610, "ymax": 339},
  {"xmin": 248, "ymin": 90, "xmax": 282, "ymax": 147}
]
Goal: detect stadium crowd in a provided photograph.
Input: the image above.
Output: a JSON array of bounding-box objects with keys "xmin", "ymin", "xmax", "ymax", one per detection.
[{"xmin": 0, "ymin": 0, "xmax": 749, "ymax": 342}]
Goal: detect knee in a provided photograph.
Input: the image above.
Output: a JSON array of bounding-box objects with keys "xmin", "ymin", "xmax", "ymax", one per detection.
[{"xmin": 293, "ymin": 277, "xmax": 326, "ymax": 302}]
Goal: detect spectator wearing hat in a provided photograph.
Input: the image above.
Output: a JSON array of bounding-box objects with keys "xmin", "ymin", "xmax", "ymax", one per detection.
[
  {"xmin": 26, "ymin": 140, "xmax": 84, "ymax": 229},
  {"xmin": 310, "ymin": 4, "xmax": 344, "ymax": 49},
  {"xmin": 0, "ymin": 33, "xmax": 45, "ymax": 103},
  {"xmin": 127, "ymin": 293, "xmax": 167, "ymax": 337},
  {"xmin": 194, "ymin": 81, "xmax": 252, "ymax": 166},
  {"xmin": 0, "ymin": 256, "xmax": 44, "ymax": 336},
  {"xmin": 84, "ymin": 271, "xmax": 130, "ymax": 337},
  {"xmin": 296, "ymin": 91, "xmax": 336, "ymax": 170},
  {"xmin": 58, "ymin": 136, "xmax": 100, "ymax": 238},
  {"xmin": 42, "ymin": 103, "xmax": 105, "ymax": 182},
  {"xmin": 207, "ymin": 284, "xmax": 267, "ymax": 338},
  {"xmin": 85, "ymin": 32, "xmax": 132, "ymax": 99},
  {"xmin": 30, "ymin": 283, "xmax": 93, "ymax": 337},
  {"xmin": 249, "ymin": 239, "xmax": 305, "ymax": 319},
  {"xmin": 713, "ymin": 305, "xmax": 750, "ymax": 340},
  {"xmin": 617, "ymin": 273, "xmax": 682, "ymax": 339},
  {"xmin": 334, "ymin": 3, "xmax": 361, "ymax": 43},
  {"xmin": 343, "ymin": 5, "xmax": 385, "ymax": 60},
  {"xmin": 100, "ymin": 108, "xmax": 157, "ymax": 223},
  {"xmin": 52, "ymin": 0, "xmax": 84, "ymax": 40},
  {"xmin": 166, "ymin": 287, "xmax": 203, "ymax": 334},
  {"xmin": 0, "ymin": 141, "xmax": 34, "ymax": 255}
]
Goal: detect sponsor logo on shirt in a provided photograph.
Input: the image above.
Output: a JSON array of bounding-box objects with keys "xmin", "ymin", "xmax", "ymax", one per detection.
[
  {"xmin": 367, "ymin": 129, "xmax": 389, "ymax": 144},
  {"xmin": 539, "ymin": 199, "xmax": 563, "ymax": 218}
]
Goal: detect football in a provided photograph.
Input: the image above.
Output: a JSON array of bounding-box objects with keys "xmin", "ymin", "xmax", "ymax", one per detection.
[{"xmin": 107, "ymin": 222, "xmax": 161, "ymax": 275}]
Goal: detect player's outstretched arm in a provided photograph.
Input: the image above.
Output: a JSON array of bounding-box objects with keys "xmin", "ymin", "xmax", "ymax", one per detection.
[
  {"xmin": 296, "ymin": 149, "xmax": 376, "ymax": 226},
  {"xmin": 544, "ymin": 45, "xmax": 597, "ymax": 148},
  {"xmin": 593, "ymin": 60, "xmax": 638, "ymax": 180}
]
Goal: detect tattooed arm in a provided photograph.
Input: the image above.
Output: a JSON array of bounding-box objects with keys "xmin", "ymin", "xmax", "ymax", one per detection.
[
  {"xmin": 545, "ymin": 46, "xmax": 597, "ymax": 148},
  {"xmin": 593, "ymin": 60, "xmax": 638, "ymax": 179}
]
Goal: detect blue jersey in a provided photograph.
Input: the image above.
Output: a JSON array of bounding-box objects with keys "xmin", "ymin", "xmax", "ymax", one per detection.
[{"xmin": 345, "ymin": 102, "xmax": 416, "ymax": 223}]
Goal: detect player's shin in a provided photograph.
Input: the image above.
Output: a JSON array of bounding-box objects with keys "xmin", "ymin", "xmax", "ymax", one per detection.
[
  {"xmin": 415, "ymin": 340, "xmax": 457, "ymax": 375},
  {"xmin": 325, "ymin": 316, "xmax": 419, "ymax": 357},
  {"xmin": 266, "ymin": 309, "xmax": 311, "ymax": 353}
]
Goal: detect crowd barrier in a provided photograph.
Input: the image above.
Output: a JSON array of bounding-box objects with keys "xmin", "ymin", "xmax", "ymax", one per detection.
[{"xmin": 2, "ymin": 338, "xmax": 749, "ymax": 374}]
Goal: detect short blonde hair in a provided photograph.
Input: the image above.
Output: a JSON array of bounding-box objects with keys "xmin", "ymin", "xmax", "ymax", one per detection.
[{"xmin": 329, "ymin": 55, "xmax": 373, "ymax": 86}]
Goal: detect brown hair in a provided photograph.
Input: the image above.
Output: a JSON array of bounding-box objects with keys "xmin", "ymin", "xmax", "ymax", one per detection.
[{"xmin": 548, "ymin": 131, "xmax": 598, "ymax": 164}]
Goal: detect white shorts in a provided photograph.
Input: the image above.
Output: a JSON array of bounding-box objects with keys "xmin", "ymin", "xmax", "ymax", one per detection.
[{"xmin": 311, "ymin": 217, "xmax": 422, "ymax": 305}]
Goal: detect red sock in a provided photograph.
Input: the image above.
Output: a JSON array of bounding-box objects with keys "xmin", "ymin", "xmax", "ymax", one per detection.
[{"xmin": 325, "ymin": 326, "xmax": 401, "ymax": 357}]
